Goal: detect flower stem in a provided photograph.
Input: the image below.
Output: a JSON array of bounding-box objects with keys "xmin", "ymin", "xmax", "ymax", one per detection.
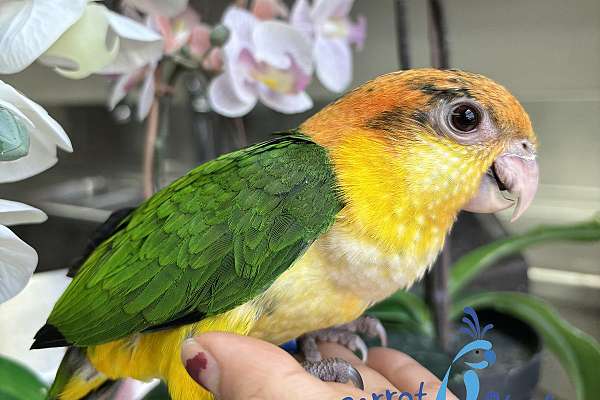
[
  {"xmin": 143, "ymin": 98, "xmax": 159, "ymax": 198},
  {"xmin": 142, "ymin": 63, "xmax": 183, "ymax": 199}
]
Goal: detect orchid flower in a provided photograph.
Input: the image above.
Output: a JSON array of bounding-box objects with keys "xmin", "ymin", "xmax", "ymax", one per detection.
[
  {"xmin": 154, "ymin": 7, "xmax": 201, "ymax": 55},
  {"xmin": 0, "ymin": 0, "xmax": 163, "ymax": 79},
  {"xmin": 291, "ymin": 0, "xmax": 366, "ymax": 92},
  {"xmin": 108, "ymin": 62, "xmax": 158, "ymax": 121},
  {"xmin": 0, "ymin": 81, "xmax": 72, "ymax": 182},
  {"xmin": 108, "ymin": 7, "xmax": 217, "ymax": 121},
  {"xmin": 0, "ymin": 201, "xmax": 46, "ymax": 304},
  {"xmin": 208, "ymin": 7, "xmax": 313, "ymax": 118},
  {"xmin": 0, "ymin": 82, "xmax": 71, "ymax": 303}
]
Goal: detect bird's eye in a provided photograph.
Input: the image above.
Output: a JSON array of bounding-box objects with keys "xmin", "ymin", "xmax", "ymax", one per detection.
[{"xmin": 449, "ymin": 103, "xmax": 481, "ymax": 133}]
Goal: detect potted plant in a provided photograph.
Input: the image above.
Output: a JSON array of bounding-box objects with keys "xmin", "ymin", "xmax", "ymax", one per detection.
[{"xmin": 367, "ymin": 215, "xmax": 600, "ymax": 400}]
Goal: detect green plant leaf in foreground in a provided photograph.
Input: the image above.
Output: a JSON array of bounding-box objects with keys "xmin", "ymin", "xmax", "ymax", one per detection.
[
  {"xmin": 449, "ymin": 217, "xmax": 600, "ymax": 297},
  {"xmin": 452, "ymin": 292, "xmax": 600, "ymax": 400},
  {"xmin": 368, "ymin": 289, "xmax": 433, "ymax": 335},
  {"xmin": 0, "ymin": 356, "xmax": 47, "ymax": 400}
]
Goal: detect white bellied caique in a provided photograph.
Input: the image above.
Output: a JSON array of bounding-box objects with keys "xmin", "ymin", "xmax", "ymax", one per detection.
[{"xmin": 32, "ymin": 69, "xmax": 539, "ymax": 400}]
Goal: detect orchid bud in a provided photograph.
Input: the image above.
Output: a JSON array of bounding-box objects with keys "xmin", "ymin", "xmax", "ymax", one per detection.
[
  {"xmin": 210, "ymin": 25, "xmax": 230, "ymax": 48},
  {"xmin": 0, "ymin": 107, "xmax": 30, "ymax": 161}
]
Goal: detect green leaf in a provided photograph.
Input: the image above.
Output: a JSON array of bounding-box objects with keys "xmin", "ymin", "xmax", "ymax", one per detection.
[
  {"xmin": 452, "ymin": 292, "xmax": 600, "ymax": 400},
  {"xmin": 368, "ymin": 289, "xmax": 433, "ymax": 335},
  {"xmin": 449, "ymin": 217, "xmax": 600, "ymax": 297},
  {"xmin": 0, "ymin": 356, "xmax": 47, "ymax": 400}
]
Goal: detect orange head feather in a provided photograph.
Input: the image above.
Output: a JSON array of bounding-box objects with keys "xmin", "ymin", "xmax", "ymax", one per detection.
[{"xmin": 301, "ymin": 68, "xmax": 538, "ymax": 259}]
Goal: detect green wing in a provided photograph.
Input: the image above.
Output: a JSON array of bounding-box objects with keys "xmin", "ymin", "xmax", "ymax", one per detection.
[{"xmin": 36, "ymin": 134, "xmax": 343, "ymax": 347}]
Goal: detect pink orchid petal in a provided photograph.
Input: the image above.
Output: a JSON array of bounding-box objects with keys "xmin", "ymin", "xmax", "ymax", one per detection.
[
  {"xmin": 252, "ymin": 0, "xmax": 289, "ymax": 20},
  {"xmin": 311, "ymin": 0, "xmax": 354, "ymax": 24},
  {"xmin": 253, "ymin": 21, "xmax": 313, "ymax": 74},
  {"xmin": 349, "ymin": 15, "xmax": 367, "ymax": 50},
  {"xmin": 203, "ymin": 48, "xmax": 223, "ymax": 71},
  {"xmin": 314, "ymin": 36, "xmax": 352, "ymax": 92},
  {"xmin": 258, "ymin": 89, "xmax": 312, "ymax": 114},
  {"xmin": 209, "ymin": 72, "xmax": 257, "ymax": 117},
  {"xmin": 154, "ymin": 15, "xmax": 178, "ymax": 53},
  {"xmin": 188, "ymin": 24, "xmax": 211, "ymax": 59},
  {"xmin": 178, "ymin": 6, "xmax": 201, "ymax": 27},
  {"xmin": 108, "ymin": 71, "xmax": 136, "ymax": 110},
  {"xmin": 137, "ymin": 63, "xmax": 156, "ymax": 120}
]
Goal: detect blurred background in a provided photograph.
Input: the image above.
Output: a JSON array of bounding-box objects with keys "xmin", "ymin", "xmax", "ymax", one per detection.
[{"xmin": 0, "ymin": 1, "xmax": 598, "ymax": 399}]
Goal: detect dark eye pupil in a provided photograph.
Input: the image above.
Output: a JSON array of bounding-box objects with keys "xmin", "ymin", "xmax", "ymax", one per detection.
[{"xmin": 451, "ymin": 104, "xmax": 480, "ymax": 132}]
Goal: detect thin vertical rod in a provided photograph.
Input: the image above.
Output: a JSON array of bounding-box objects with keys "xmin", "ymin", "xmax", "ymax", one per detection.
[
  {"xmin": 425, "ymin": 0, "xmax": 451, "ymax": 353},
  {"xmin": 393, "ymin": 0, "xmax": 412, "ymax": 70}
]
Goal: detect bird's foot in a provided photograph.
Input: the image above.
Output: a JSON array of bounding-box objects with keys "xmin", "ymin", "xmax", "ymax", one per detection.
[
  {"xmin": 298, "ymin": 316, "xmax": 386, "ymax": 389},
  {"xmin": 299, "ymin": 316, "xmax": 387, "ymax": 363},
  {"xmin": 301, "ymin": 357, "xmax": 364, "ymax": 390}
]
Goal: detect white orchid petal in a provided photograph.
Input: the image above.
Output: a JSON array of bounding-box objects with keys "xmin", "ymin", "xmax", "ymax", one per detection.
[
  {"xmin": 258, "ymin": 89, "xmax": 312, "ymax": 114},
  {"xmin": 137, "ymin": 65, "xmax": 156, "ymax": 121},
  {"xmin": 314, "ymin": 37, "xmax": 352, "ymax": 93},
  {"xmin": 228, "ymin": 52, "xmax": 261, "ymax": 104},
  {"xmin": 223, "ymin": 7, "xmax": 258, "ymax": 49},
  {"xmin": 41, "ymin": 4, "xmax": 120, "ymax": 80},
  {"xmin": 209, "ymin": 73, "xmax": 257, "ymax": 118},
  {"xmin": 108, "ymin": 72, "xmax": 135, "ymax": 110},
  {"xmin": 0, "ymin": 132, "xmax": 58, "ymax": 183},
  {"xmin": 290, "ymin": 0, "xmax": 314, "ymax": 38},
  {"xmin": 0, "ymin": 225, "xmax": 38, "ymax": 304},
  {"xmin": 0, "ymin": 0, "xmax": 87, "ymax": 74},
  {"xmin": 253, "ymin": 21, "xmax": 313, "ymax": 74},
  {"xmin": 0, "ymin": 201, "xmax": 47, "ymax": 226},
  {"xmin": 311, "ymin": 0, "xmax": 354, "ymax": 23},
  {"xmin": 0, "ymin": 81, "xmax": 72, "ymax": 152},
  {"xmin": 123, "ymin": 0, "xmax": 189, "ymax": 17},
  {"xmin": 100, "ymin": 10, "xmax": 163, "ymax": 74}
]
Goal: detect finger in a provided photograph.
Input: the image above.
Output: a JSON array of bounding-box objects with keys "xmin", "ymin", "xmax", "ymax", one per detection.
[
  {"xmin": 318, "ymin": 342, "xmax": 397, "ymax": 395},
  {"xmin": 366, "ymin": 347, "xmax": 459, "ymax": 400},
  {"xmin": 181, "ymin": 333, "xmax": 353, "ymax": 400}
]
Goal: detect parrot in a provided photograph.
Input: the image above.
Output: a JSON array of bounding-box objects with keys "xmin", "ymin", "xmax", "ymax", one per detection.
[{"xmin": 31, "ymin": 68, "xmax": 539, "ymax": 400}]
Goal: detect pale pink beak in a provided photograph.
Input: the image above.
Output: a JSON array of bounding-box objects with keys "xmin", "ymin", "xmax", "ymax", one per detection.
[{"xmin": 463, "ymin": 140, "xmax": 539, "ymax": 222}]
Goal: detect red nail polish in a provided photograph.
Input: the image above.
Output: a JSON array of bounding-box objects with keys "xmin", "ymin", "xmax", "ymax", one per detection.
[{"xmin": 185, "ymin": 352, "xmax": 208, "ymax": 384}]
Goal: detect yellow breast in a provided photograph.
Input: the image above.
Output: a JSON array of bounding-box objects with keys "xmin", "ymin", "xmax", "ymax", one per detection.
[{"xmin": 247, "ymin": 206, "xmax": 442, "ymax": 344}]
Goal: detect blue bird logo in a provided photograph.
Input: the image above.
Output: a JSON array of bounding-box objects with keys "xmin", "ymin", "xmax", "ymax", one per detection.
[{"xmin": 436, "ymin": 307, "xmax": 496, "ymax": 400}]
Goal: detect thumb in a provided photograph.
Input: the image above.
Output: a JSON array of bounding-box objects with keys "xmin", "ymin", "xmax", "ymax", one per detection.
[{"xmin": 180, "ymin": 332, "xmax": 337, "ymax": 400}]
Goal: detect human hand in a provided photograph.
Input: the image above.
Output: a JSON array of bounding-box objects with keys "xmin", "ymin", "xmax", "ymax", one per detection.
[{"xmin": 181, "ymin": 332, "xmax": 458, "ymax": 400}]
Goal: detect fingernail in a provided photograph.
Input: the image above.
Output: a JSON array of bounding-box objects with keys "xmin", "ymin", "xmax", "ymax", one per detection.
[{"xmin": 181, "ymin": 338, "xmax": 219, "ymax": 394}]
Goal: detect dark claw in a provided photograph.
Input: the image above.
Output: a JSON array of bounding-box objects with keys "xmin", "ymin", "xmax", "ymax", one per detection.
[
  {"xmin": 302, "ymin": 357, "xmax": 364, "ymax": 390},
  {"xmin": 348, "ymin": 365, "xmax": 364, "ymax": 390}
]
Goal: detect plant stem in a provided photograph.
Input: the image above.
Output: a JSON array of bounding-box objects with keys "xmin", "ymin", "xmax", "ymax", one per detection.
[
  {"xmin": 142, "ymin": 63, "xmax": 183, "ymax": 199},
  {"xmin": 427, "ymin": 0, "xmax": 450, "ymax": 69},
  {"xmin": 426, "ymin": 237, "xmax": 451, "ymax": 352},
  {"xmin": 233, "ymin": 117, "xmax": 248, "ymax": 148},
  {"xmin": 143, "ymin": 98, "xmax": 159, "ymax": 198},
  {"xmin": 393, "ymin": 0, "xmax": 412, "ymax": 70},
  {"xmin": 424, "ymin": 0, "xmax": 451, "ymax": 353}
]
